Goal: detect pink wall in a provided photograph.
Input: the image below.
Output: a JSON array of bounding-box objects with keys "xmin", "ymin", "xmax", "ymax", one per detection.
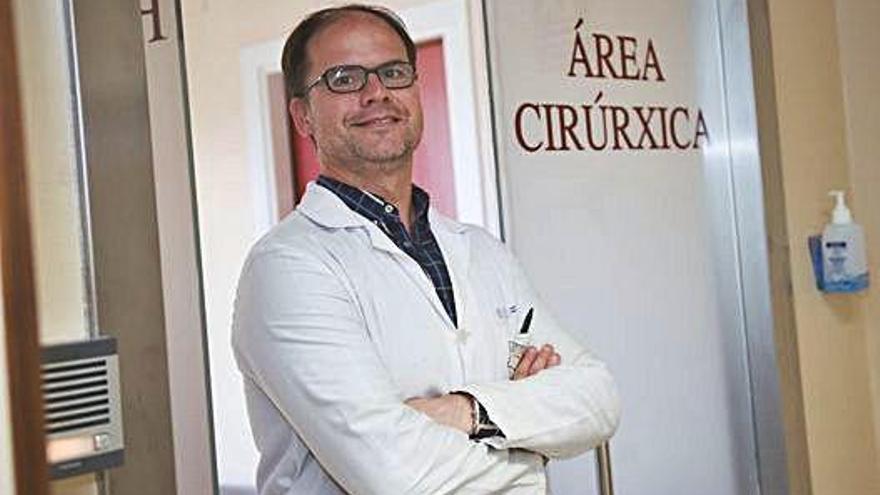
[{"xmin": 411, "ymin": 39, "xmax": 456, "ymax": 217}]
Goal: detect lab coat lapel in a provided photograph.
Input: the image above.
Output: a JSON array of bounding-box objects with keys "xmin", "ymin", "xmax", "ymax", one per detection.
[
  {"xmin": 298, "ymin": 183, "xmax": 463, "ymax": 327},
  {"xmin": 429, "ymin": 210, "xmax": 471, "ymax": 331},
  {"xmin": 386, "ymin": 209, "xmax": 468, "ymax": 331},
  {"xmin": 297, "ymin": 182, "xmax": 400, "ymax": 255},
  {"xmin": 430, "ymin": 211, "xmax": 470, "ymax": 279}
]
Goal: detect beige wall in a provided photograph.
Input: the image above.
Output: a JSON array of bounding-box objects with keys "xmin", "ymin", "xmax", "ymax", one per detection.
[
  {"xmin": 11, "ymin": 0, "xmax": 96, "ymax": 493},
  {"xmin": 766, "ymin": 0, "xmax": 880, "ymax": 493},
  {"xmin": 13, "ymin": 0, "xmax": 89, "ymax": 347},
  {"xmin": 833, "ymin": 0, "xmax": 880, "ymax": 472}
]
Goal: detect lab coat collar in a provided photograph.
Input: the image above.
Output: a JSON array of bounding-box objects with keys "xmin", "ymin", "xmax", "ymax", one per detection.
[
  {"xmin": 298, "ymin": 182, "xmax": 364, "ymax": 229},
  {"xmin": 297, "ymin": 181, "xmax": 467, "ymax": 253}
]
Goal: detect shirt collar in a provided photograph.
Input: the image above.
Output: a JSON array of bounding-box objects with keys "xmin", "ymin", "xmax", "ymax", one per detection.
[
  {"xmin": 315, "ymin": 175, "xmax": 431, "ymax": 233},
  {"xmin": 296, "ymin": 178, "xmax": 466, "ymax": 234}
]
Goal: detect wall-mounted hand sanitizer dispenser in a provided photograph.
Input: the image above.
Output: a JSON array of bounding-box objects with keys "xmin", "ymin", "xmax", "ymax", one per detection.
[
  {"xmin": 821, "ymin": 191, "xmax": 869, "ymax": 292},
  {"xmin": 809, "ymin": 190, "xmax": 870, "ymax": 293},
  {"xmin": 41, "ymin": 337, "xmax": 124, "ymax": 479}
]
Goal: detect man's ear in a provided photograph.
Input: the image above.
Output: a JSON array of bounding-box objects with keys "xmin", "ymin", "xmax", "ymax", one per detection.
[{"xmin": 289, "ymin": 98, "xmax": 313, "ymax": 137}]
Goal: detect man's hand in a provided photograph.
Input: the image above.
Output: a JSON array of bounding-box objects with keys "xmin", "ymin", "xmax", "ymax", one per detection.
[
  {"xmin": 513, "ymin": 344, "xmax": 561, "ymax": 380},
  {"xmin": 405, "ymin": 393, "xmax": 473, "ymax": 434},
  {"xmin": 406, "ymin": 345, "xmax": 561, "ymax": 432}
]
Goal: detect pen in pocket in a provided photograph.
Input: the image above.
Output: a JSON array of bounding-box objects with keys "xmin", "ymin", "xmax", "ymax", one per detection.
[
  {"xmin": 518, "ymin": 308, "xmax": 534, "ymax": 334},
  {"xmin": 508, "ymin": 307, "xmax": 534, "ymax": 377}
]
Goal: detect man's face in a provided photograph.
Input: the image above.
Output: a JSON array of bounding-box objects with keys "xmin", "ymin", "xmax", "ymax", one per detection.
[{"xmin": 292, "ymin": 13, "xmax": 423, "ymax": 172}]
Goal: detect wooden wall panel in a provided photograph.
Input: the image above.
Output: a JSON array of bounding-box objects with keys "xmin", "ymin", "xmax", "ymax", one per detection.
[{"xmin": 0, "ymin": 0, "xmax": 50, "ymax": 493}]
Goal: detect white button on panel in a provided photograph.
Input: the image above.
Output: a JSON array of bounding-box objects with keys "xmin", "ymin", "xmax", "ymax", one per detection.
[{"xmin": 93, "ymin": 433, "xmax": 111, "ymax": 451}]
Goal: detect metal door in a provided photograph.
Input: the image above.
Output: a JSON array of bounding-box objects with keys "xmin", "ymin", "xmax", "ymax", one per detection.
[{"xmin": 483, "ymin": 0, "xmax": 789, "ymax": 493}]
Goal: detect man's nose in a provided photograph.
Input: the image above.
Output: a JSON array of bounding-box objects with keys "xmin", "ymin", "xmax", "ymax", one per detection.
[{"xmin": 359, "ymin": 72, "xmax": 391, "ymax": 105}]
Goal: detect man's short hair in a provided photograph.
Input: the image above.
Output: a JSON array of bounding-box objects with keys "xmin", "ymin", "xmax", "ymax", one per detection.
[{"xmin": 281, "ymin": 4, "xmax": 417, "ymax": 99}]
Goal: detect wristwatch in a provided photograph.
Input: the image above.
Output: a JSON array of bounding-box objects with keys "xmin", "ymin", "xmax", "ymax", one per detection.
[{"xmin": 469, "ymin": 396, "xmax": 503, "ymax": 440}]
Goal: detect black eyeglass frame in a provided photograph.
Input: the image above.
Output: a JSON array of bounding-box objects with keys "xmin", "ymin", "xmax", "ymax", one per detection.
[{"xmin": 298, "ymin": 60, "xmax": 418, "ymax": 97}]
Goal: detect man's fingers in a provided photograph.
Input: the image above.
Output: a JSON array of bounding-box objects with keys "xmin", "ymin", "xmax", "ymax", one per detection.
[
  {"xmin": 513, "ymin": 346, "xmax": 538, "ymax": 380},
  {"xmin": 514, "ymin": 345, "xmax": 562, "ymax": 379},
  {"xmin": 528, "ymin": 345, "xmax": 552, "ymax": 375},
  {"xmin": 404, "ymin": 397, "xmax": 426, "ymax": 411}
]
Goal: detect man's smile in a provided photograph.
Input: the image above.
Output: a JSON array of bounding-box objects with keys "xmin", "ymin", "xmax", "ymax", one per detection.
[
  {"xmin": 349, "ymin": 110, "xmax": 406, "ymax": 128},
  {"xmin": 352, "ymin": 116, "xmax": 400, "ymax": 127}
]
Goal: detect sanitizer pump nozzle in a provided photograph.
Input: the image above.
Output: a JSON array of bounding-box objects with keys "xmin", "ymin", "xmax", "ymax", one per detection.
[{"xmin": 829, "ymin": 190, "xmax": 852, "ymax": 224}]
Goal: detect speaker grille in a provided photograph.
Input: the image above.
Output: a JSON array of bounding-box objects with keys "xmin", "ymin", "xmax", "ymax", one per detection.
[{"xmin": 42, "ymin": 358, "xmax": 111, "ymax": 436}]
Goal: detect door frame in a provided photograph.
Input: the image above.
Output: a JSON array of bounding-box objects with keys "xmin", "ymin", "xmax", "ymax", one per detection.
[
  {"xmin": 735, "ymin": 0, "xmax": 811, "ymax": 491},
  {"xmin": 0, "ymin": 0, "xmax": 51, "ymax": 493},
  {"xmin": 715, "ymin": 0, "xmax": 800, "ymax": 491}
]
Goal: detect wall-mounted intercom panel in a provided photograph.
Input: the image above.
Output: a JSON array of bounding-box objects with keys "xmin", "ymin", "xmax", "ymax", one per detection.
[{"xmin": 42, "ymin": 337, "xmax": 124, "ymax": 479}]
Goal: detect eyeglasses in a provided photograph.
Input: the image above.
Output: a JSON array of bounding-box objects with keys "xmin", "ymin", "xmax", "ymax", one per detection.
[{"xmin": 300, "ymin": 60, "xmax": 417, "ymax": 96}]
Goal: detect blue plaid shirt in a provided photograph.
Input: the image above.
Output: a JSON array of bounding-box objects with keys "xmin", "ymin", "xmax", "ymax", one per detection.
[{"xmin": 316, "ymin": 175, "xmax": 458, "ymax": 328}]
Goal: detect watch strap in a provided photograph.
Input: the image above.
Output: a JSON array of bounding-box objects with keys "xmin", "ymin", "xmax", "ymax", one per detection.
[{"xmin": 468, "ymin": 397, "xmax": 504, "ymax": 440}]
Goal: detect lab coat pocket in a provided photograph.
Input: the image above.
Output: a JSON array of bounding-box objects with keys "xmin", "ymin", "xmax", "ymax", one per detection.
[{"xmin": 498, "ymin": 304, "xmax": 534, "ymax": 379}]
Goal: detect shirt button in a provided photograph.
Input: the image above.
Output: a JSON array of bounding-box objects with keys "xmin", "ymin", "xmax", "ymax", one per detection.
[{"xmin": 384, "ymin": 205, "xmax": 394, "ymax": 214}]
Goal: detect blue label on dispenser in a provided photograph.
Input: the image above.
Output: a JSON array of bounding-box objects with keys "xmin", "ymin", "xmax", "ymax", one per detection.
[{"xmin": 824, "ymin": 272, "xmax": 870, "ymax": 293}]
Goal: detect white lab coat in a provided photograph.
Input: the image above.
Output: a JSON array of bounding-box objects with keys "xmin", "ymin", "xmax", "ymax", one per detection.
[{"xmin": 232, "ymin": 183, "xmax": 620, "ymax": 495}]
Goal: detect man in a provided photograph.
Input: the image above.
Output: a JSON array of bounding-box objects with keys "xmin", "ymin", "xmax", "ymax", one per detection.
[{"xmin": 232, "ymin": 5, "xmax": 619, "ymax": 494}]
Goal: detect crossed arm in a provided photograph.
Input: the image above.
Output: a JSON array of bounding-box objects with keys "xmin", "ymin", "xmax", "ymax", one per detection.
[
  {"xmin": 233, "ymin": 246, "xmax": 619, "ymax": 494},
  {"xmin": 405, "ymin": 344, "xmax": 563, "ymax": 434}
]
